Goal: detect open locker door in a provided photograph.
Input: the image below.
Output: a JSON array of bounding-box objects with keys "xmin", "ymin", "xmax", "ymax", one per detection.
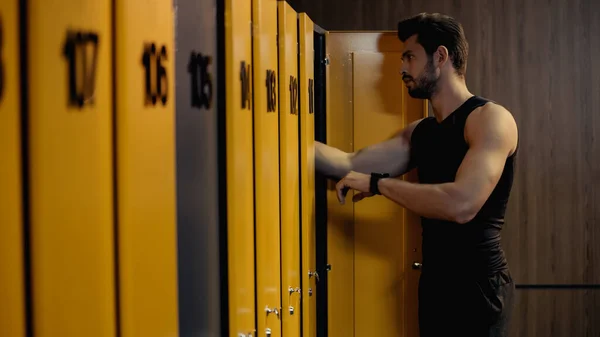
[{"xmin": 314, "ymin": 31, "xmax": 427, "ymax": 337}]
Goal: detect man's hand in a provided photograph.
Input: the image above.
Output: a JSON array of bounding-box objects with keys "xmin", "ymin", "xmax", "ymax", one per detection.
[{"xmin": 335, "ymin": 171, "xmax": 375, "ymax": 204}]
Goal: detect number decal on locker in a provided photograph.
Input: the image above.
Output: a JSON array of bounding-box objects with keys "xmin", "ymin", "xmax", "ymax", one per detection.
[
  {"xmin": 0, "ymin": 17, "xmax": 3, "ymax": 102},
  {"xmin": 188, "ymin": 51, "xmax": 212, "ymax": 109},
  {"xmin": 63, "ymin": 31, "xmax": 99, "ymax": 108},
  {"xmin": 240, "ymin": 61, "xmax": 251, "ymax": 109},
  {"xmin": 308, "ymin": 78, "xmax": 314, "ymax": 114},
  {"xmin": 266, "ymin": 69, "xmax": 276, "ymax": 112},
  {"xmin": 289, "ymin": 76, "xmax": 298, "ymax": 115},
  {"xmin": 142, "ymin": 43, "xmax": 168, "ymax": 106}
]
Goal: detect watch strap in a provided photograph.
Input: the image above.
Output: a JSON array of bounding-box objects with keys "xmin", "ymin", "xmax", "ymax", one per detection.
[{"xmin": 370, "ymin": 173, "xmax": 389, "ymax": 195}]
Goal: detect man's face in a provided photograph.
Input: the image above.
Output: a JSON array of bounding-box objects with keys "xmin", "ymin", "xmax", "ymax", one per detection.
[{"xmin": 400, "ymin": 34, "xmax": 439, "ymax": 99}]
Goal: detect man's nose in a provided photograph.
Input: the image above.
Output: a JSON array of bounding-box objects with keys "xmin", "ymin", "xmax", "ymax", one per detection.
[{"xmin": 400, "ymin": 65, "xmax": 408, "ymax": 76}]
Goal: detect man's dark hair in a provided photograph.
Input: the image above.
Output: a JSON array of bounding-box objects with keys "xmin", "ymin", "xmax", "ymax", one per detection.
[{"xmin": 397, "ymin": 12, "xmax": 469, "ymax": 76}]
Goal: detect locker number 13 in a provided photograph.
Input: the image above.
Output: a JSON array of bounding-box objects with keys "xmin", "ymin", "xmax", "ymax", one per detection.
[{"xmin": 266, "ymin": 69, "xmax": 277, "ymax": 112}]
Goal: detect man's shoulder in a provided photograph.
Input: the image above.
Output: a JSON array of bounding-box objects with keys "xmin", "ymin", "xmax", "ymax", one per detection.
[
  {"xmin": 470, "ymin": 101, "xmax": 517, "ymax": 130},
  {"xmin": 466, "ymin": 101, "xmax": 519, "ymax": 153}
]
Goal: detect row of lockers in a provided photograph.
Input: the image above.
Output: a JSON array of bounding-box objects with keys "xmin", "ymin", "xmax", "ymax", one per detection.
[{"xmin": 0, "ymin": 0, "xmax": 320, "ymax": 337}]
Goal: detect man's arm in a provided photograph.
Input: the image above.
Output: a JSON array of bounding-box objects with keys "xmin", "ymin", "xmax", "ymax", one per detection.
[
  {"xmin": 315, "ymin": 118, "xmax": 424, "ymax": 179},
  {"xmin": 377, "ymin": 104, "xmax": 518, "ymax": 224}
]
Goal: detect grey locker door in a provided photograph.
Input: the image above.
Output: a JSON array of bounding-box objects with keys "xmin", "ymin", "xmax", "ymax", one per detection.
[{"xmin": 174, "ymin": 0, "xmax": 221, "ymax": 336}]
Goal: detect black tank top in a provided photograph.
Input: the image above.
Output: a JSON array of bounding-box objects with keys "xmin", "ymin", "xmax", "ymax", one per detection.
[{"xmin": 409, "ymin": 96, "xmax": 515, "ymax": 277}]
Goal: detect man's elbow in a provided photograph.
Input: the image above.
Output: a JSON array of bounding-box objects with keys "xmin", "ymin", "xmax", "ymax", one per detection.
[
  {"xmin": 451, "ymin": 201, "xmax": 479, "ymax": 224},
  {"xmin": 314, "ymin": 144, "xmax": 353, "ymax": 178}
]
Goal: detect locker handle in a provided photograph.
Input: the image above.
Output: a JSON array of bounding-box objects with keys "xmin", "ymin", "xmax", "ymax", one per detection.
[
  {"xmin": 265, "ymin": 305, "xmax": 279, "ymax": 318},
  {"xmin": 288, "ymin": 286, "xmax": 301, "ymax": 296}
]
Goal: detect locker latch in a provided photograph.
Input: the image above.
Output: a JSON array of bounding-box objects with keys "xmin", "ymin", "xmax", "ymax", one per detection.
[
  {"xmin": 288, "ymin": 286, "xmax": 301, "ymax": 296},
  {"xmin": 265, "ymin": 305, "xmax": 279, "ymax": 318}
]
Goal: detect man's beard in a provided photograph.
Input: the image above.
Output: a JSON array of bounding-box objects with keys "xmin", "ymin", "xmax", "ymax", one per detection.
[{"xmin": 405, "ymin": 60, "xmax": 438, "ymax": 100}]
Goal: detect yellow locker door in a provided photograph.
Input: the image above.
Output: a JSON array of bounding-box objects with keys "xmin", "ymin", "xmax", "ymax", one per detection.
[
  {"xmin": 114, "ymin": 1, "xmax": 178, "ymax": 336},
  {"xmin": 322, "ymin": 32, "xmax": 355, "ymax": 337},
  {"xmin": 403, "ymin": 95, "xmax": 427, "ymax": 337},
  {"xmin": 277, "ymin": 2, "xmax": 301, "ymax": 337},
  {"xmin": 253, "ymin": 0, "xmax": 282, "ymax": 336},
  {"xmin": 0, "ymin": 4, "xmax": 25, "ymax": 337},
  {"xmin": 224, "ymin": 0, "xmax": 256, "ymax": 336},
  {"xmin": 26, "ymin": 1, "xmax": 116, "ymax": 336},
  {"xmin": 324, "ymin": 32, "xmax": 426, "ymax": 337},
  {"xmin": 352, "ymin": 49, "xmax": 406, "ymax": 337},
  {"xmin": 298, "ymin": 12, "xmax": 316, "ymax": 337}
]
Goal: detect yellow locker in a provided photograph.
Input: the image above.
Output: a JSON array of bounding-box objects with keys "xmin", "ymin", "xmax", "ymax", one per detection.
[
  {"xmin": 352, "ymin": 49, "xmax": 406, "ymax": 337},
  {"xmin": 0, "ymin": 4, "xmax": 25, "ymax": 337},
  {"xmin": 253, "ymin": 0, "xmax": 282, "ymax": 336},
  {"xmin": 26, "ymin": 1, "xmax": 116, "ymax": 336},
  {"xmin": 324, "ymin": 32, "xmax": 426, "ymax": 337},
  {"xmin": 299, "ymin": 12, "xmax": 316, "ymax": 337},
  {"xmin": 323, "ymin": 32, "xmax": 354, "ymax": 337},
  {"xmin": 224, "ymin": 0, "xmax": 256, "ymax": 336},
  {"xmin": 277, "ymin": 2, "xmax": 301, "ymax": 337},
  {"xmin": 114, "ymin": 1, "xmax": 178, "ymax": 336},
  {"xmin": 403, "ymin": 97, "xmax": 427, "ymax": 337}
]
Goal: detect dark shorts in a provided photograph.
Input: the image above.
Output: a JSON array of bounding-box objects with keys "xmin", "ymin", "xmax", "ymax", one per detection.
[{"xmin": 418, "ymin": 269, "xmax": 515, "ymax": 337}]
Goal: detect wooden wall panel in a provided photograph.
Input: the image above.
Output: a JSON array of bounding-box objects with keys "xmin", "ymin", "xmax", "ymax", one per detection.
[
  {"xmin": 511, "ymin": 289, "xmax": 600, "ymax": 337},
  {"xmin": 287, "ymin": 0, "xmax": 600, "ymax": 285}
]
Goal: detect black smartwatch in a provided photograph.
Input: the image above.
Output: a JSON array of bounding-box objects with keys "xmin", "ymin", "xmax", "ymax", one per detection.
[{"xmin": 370, "ymin": 172, "xmax": 390, "ymax": 195}]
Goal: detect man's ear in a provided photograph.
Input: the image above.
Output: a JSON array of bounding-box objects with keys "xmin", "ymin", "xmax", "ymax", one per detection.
[{"xmin": 434, "ymin": 46, "xmax": 449, "ymax": 67}]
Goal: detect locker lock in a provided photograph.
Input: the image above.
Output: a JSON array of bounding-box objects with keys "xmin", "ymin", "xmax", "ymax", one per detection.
[
  {"xmin": 265, "ymin": 328, "xmax": 272, "ymax": 337},
  {"xmin": 289, "ymin": 306, "xmax": 294, "ymax": 315},
  {"xmin": 265, "ymin": 305, "xmax": 279, "ymax": 318}
]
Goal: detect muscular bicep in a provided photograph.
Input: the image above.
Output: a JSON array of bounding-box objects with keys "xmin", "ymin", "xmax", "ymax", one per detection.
[
  {"xmin": 351, "ymin": 118, "xmax": 423, "ymax": 177},
  {"xmin": 453, "ymin": 141, "xmax": 510, "ymax": 211},
  {"xmin": 451, "ymin": 104, "xmax": 518, "ymax": 216}
]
